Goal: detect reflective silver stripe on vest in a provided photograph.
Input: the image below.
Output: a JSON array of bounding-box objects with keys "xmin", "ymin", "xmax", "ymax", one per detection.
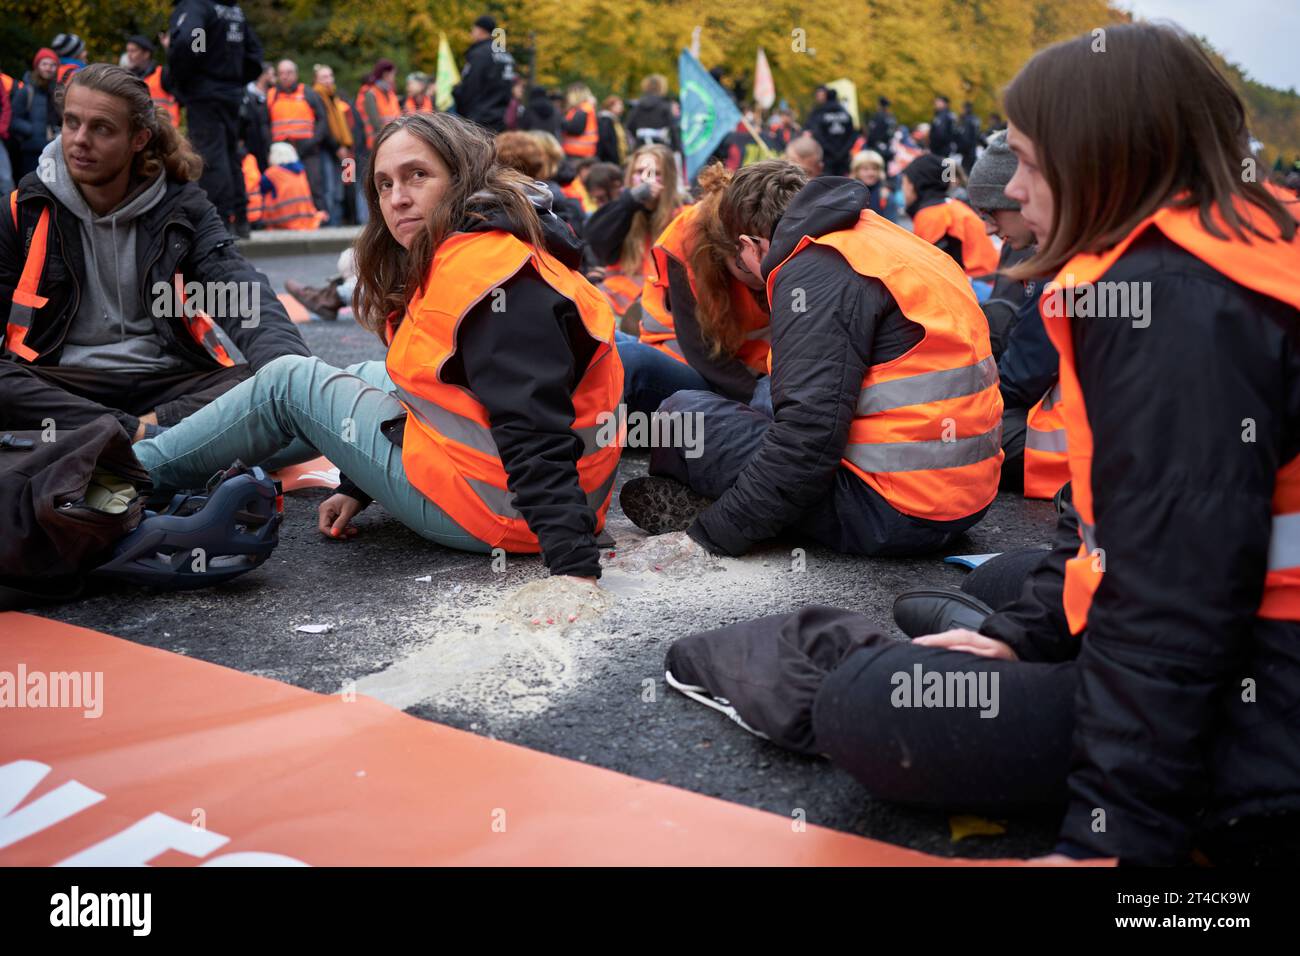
[
  {"xmin": 663, "ymin": 338, "xmax": 684, "ymax": 357},
  {"xmin": 844, "ymin": 423, "xmax": 1001, "ymax": 474},
  {"xmin": 1025, "ymin": 427, "xmax": 1068, "ymax": 453},
  {"xmin": 855, "ymin": 355, "xmax": 998, "ymax": 416},
  {"xmin": 1268, "ymin": 513, "xmax": 1300, "ymax": 571},
  {"xmin": 745, "ymin": 325, "xmax": 771, "ymax": 341},
  {"xmin": 1040, "ymin": 380, "xmax": 1063, "ymax": 411},
  {"xmin": 466, "ymin": 464, "xmax": 618, "ymax": 521},
  {"xmin": 395, "ymin": 384, "xmax": 604, "ymax": 457}
]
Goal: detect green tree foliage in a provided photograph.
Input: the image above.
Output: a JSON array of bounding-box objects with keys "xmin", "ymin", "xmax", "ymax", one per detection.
[{"xmin": 0, "ymin": 0, "xmax": 1296, "ymax": 162}]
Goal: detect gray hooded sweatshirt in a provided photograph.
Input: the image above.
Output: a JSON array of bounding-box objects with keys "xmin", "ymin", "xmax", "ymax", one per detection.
[{"xmin": 42, "ymin": 136, "xmax": 190, "ymax": 373}]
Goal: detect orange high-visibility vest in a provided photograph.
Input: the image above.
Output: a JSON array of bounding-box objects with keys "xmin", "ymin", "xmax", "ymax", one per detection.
[
  {"xmin": 402, "ymin": 93, "xmax": 432, "ymax": 115},
  {"xmin": 243, "ymin": 153, "xmax": 263, "ymax": 223},
  {"xmin": 912, "ymin": 198, "xmax": 1000, "ymax": 278},
  {"xmin": 385, "ymin": 230, "xmax": 623, "ymax": 551},
  {"xmin": 268, "ymin": 83, "xmax": 315, "ymax": 142},
  {"xmin": 562, "ymin": 101, "xmax": 598, "ymax": 158},
  {"xmin": 144, "ymin": 64, "xmax": 181, "ymax": 128},
  {"xmin": 1023, "ymin": 379, "xmax": 1069, "ymax": 499},
  {"xmin": 260, "ymin": 165, "xmax": 322, "ymax": 230},
  {"xmin": 56, "ymin": 62, "xmax": 78, "ymax": 85},
  {"xmin": 767, "ymin": 208, "xmax": 1004, "ymax": 521},
  {"xmin": 597, "ymin": 268, "xmax": 643, "ymax": 317},
  {"xmin": 6, "ymin": 193, "xmax": 233, "ymax": 366},
  {"xmin": 359, "ymin": 83, "xmax": 401, "ymax": 151},
  {"xmin": 561, "ymin": 175, "xmax": 596, "ymax": 214},
  {"xmin": 1043, "ymin": 199, "xmax": 1300, "ymax": 634},
  {"xmin": 639, "ymin": 203, "xmax": 771, "ymax": 372}
]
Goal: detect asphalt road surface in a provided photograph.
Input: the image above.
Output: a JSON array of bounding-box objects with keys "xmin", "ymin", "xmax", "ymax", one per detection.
[{"xmin": 36, "ymin": 249, "xmax": 1064, "ymax": 860}]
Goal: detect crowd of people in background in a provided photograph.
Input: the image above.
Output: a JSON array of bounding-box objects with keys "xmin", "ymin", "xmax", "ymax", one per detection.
[{"xmin": 3, "ymin": 7, "xmax": 1300, "ymax": 869}]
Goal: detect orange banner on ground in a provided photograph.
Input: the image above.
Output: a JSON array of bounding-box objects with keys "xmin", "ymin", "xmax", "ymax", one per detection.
[{"xmin": 0, "ymin": 613, "xmax": 1049, "ymax": 866}]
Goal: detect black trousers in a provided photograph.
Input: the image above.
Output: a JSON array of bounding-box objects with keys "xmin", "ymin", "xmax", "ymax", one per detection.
[
  {"xmin": 998, "ymin": 405, "xmax": 1028, "ymax": 493},
  {"xmin": 650, "ymin": 388, "xmax": 986, "ymax": 556},
  {"xmin": 0, "ymin": 360, "xmax": 251, "ymax": 438},
  {"xmin": 187, "ymin": 98, "xmax": 247, "ymax": 222}
]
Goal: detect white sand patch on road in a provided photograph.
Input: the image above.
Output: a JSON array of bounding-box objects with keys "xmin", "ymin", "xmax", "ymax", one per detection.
[{"xmin": 353, "ymin": 531, "xmax": 801, "ymax": 722}]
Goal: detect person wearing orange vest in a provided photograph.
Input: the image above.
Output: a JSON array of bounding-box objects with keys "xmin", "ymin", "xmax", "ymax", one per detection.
[
  {"xmin": 132, "ymin": 112, "xmax": 623, "ymax": 588},
  {"xmin": 963, "ymin": 129, "xmax": 1066, "ymax": 499},
  {"xmin": 124, "ymin": 34, "xmax": 182, "ymax": 130},
  {"xmin": 50, "ymin": 33, "xmax": 85, "ymax": 87},
  {"xmin": 258, "ymin": 142, "xmax": 324, "ymax": 230},
  {"xmin": 358, "ymin": 59, "xmax": 401, "ymax": 152},
  {"xmin": 704, "ymin": 23, "xmax": 1300, "ymax": 870},
  {"xmin": 617, "ymin": 166, "xmax": 772, "ymax": 420},
  {"xmin": 241, "ymin": 151, "xmax": 263, "ymax": 224},
  {"xmin": 268, "ymin": 60, "xmax": 329, "ymax": 216},
  {"xmin": 620, "ymin": 160, "xmax": 1003, "ymax": 557},
  {"xmin": 402, "ymin": 72, "xmax": 433, "ymax": 114},
  {"xmin": 560, "ymin": 84, "xmax": 599, "ymax": 159},
  {"xmin": 902, "ymin": 152, "xmax": 1000, "ymax": 279},
  {"xmin": 0, "ymin": 64, "xmax": 307, "ymax": 444}
]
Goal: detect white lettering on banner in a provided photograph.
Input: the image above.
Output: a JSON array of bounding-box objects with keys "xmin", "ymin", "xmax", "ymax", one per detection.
[
  {"xmin": 0, "ymin": 760, "xmax": 105, "ymax": 849},
  {"xmin": 57, "ymin": 811, "xmax": 229, "ymax": 866},
  {"xmin": 0, "ymin": 760, "xmax": 310, "ymax": 865}
]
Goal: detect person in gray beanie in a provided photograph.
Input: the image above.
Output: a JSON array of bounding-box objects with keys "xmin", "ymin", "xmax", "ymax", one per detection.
[
  {"xmin": 967, "ymin": 128, "xmax": 1060, "ymax": 495},
  {"xmin": 969, "ymin": 129, "xmax": 1037, "ymax": 353}
]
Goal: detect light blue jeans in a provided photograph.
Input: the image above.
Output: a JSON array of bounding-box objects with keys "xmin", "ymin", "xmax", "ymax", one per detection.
[{"xmin": 133, "ymin": 354, "xmax": 490, "ymax": 552}]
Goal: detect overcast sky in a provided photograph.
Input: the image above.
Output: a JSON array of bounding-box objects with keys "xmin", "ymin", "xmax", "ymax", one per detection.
[{"xmin": 1120, "ymin": 0, "xmax": 1299, "ymax": 91}]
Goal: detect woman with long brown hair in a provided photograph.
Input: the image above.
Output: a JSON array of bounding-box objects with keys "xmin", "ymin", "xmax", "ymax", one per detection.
[
  {"xmin": 134, "ymin": 112, "xmax": 624, "ymax": 583},
  {"xmin": 614, "ymin": 160, "xmax": 805, "ymax": 417},
  {"xmin": 584, "ymin": 143, "xmax": 688, "ymax": 321},
  {"xmin": 661, "ymin": 21, "xmax": 1300, "ymax": 866}
]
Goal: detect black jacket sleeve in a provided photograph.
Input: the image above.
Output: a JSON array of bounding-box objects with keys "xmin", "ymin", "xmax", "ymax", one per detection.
[
  {"xmin": 453, "ymin": 265, "xmax": 603, "ymax": 578},
  {"xmin": 690, "ymin": 246, "xmax": 878, "ymax": 555},
  {"xmin": 664, "ymin": 256, "xmax": 760, "ymax": 402},
  {"xmin": 452, "ymin": 44, "xmax": 487, "ymax": 117},
  {"xmin": 560, "ymin": 108, "xmax": 588, "ymax": 136},
  {"xmin": 583, "ymin": 190, "xmax": 642, "ymax": 266},
  {"xmin": 997, "ymin": 287, "xmax": 1057, "ymax": 409},
  {"xmin": 1055, "ymin": 237, "xmax": 1290, "ymax": 865},
  {"xmin": 165, "ymin": 0, "xmax": 207, "ymax": 89},
  {"xmin": 185, "ymin": 200, "xmax": 310, "ymax": 370}
]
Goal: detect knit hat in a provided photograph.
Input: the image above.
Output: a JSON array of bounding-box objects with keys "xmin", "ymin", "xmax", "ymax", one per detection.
[
  {"xmin": 474, "ymin": 14, "xmax": 497, "ymax": 32},
  {"xmin": 967, "ymin": 130, "xmax": 1020, "ymax": 211},
  {"xmin": 126, "ymin": 34, "xmax": 155, "ymax": 54},
  {"xmin": 902, "ymin": 152, "xmax": 950, "ymax": 201},
  {"xmin": 52, "ymin": 33, "xmax": 84, "ymax": 58},
  {"xmin": 33, "ymin": 47, "xmax": 59, "ymax": 71}
]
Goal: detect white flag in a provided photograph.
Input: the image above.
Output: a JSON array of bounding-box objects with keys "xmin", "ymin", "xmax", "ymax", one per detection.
[{"xmin": 754, "ymin": 47, "xmax": 774, "ymax": 109}]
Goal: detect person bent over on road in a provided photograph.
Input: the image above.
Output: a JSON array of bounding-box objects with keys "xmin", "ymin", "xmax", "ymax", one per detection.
[{"xmin": 620, "ymin": 160, "xmax": 1003, "ymax": 557}]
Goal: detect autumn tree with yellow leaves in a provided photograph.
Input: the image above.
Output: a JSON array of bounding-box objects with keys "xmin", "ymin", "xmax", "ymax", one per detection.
[{"xmin": 2, "ymin": 0, "xmax": 1297, "ymax": 161}]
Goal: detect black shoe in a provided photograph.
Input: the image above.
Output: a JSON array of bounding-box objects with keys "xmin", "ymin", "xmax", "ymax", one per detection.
[
  {"xmin": 892, "ymin": 587, "xmax": 994, "ymax": 638},
  {"xmin": 619, "ymin": 476, "xmax": 713, "ymax": 535}
]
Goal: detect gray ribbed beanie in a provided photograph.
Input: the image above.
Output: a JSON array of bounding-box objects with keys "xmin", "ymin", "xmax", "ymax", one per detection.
[{"xmin": 967, "ymin": 130, "xmax": 1019, "ymax": 211}]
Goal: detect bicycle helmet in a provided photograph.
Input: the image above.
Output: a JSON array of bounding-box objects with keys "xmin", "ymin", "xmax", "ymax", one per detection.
[{"xmin": 94, "ymin": 461, "xmax": 283, "ymax": 590}]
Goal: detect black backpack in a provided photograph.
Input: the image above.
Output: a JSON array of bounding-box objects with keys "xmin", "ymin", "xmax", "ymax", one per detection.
[{"xmin": 0, "ymin": 414, "xmax": 151, "ymax": 607}]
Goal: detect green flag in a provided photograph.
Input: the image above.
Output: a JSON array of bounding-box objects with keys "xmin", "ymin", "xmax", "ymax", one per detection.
[{"xmin": 436, "ymin": 33, "xmax": 457, "ymax": 112}]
